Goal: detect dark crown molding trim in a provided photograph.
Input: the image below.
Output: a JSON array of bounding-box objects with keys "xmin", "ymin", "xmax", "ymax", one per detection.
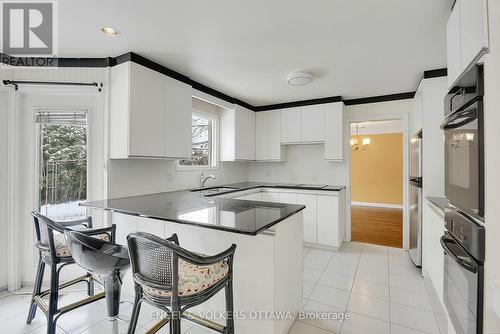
[
  {"xmin": 2, "ymin": 51, "xmax": 442, "ymax": 110},
  {"xmin": 343, "ymin": 92, "xmax": 416, "ymax": 106},
  {"xmin": 255, "ymin": 96, "xmax": 343, "ymax": 112},
  {"xmin": 423, "ymin": 68, "xmax": 447, "ymax": 79}
]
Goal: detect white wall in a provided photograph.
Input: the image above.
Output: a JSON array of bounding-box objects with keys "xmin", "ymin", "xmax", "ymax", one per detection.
[
  {"xmin": 0, "ymin": 90, "xmax": 9, "ymax": 290},
  {"xmin": 248, "ymin": 144, "xmax": 346, "ymax": 185},
  {"xmin": 108, "ymin": 160, "xmax": 249, "ymax": 198},
  {"xmin": 483, "ymin": 0, "xmax": 500, "ymax": 331}
]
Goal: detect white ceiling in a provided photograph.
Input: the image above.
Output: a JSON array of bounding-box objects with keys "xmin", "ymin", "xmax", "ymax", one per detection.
[
  {"xmin": 58, "ymin": 0, "xmax": 453, "ymax": 106},
  {"xmin": 350, "ymin": 120, "xmax": 403, "ymax": 135}
]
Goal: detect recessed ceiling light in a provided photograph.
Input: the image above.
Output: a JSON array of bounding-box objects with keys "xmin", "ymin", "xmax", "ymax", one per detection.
[
  {"xmin": 287, "ymin": 71, "xmax": 314, "ymax": 86},
  {"xmin": 101, "ymin": 27, "xmax": 120, "ymax": 37}
]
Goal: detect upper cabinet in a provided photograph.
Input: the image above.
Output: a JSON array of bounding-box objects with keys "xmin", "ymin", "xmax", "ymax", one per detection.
[
  {"xmin": 256, "ymin": 110, "xmax": 286, "ymax": 161},
  {"xmin": 110, "ymin": 61, "xmax": 192, "ymax": 159},
  {"xmin": 301, "ymin": 105, "xmax": 325, "ymax": 143},
  {"xmin": 324, "ymin": 102, "xmax": 344, "ymax": 161},
  {"xmin": 446, "ymin": 0, "xmax": 489, "ymax": 88},
  {"xmin": 220, "ymin": 105, "xmax": 256, "ymax": 161},
  {"xmin": 280, "ymin": 107, "xmax": 301, "ymax": 144}
]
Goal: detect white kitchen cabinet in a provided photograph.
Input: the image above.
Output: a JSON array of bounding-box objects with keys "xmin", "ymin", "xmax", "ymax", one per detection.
[
  {"xmin": 280, "ymin": 107, "xmax": 302, "ymax": 144},
  {"xmin": 220, "ymin": 105, "xmax": 256, "ymax": 161},
  {"xmin": 446, "ymin": 2, "xmax": 462, "ymax": 88},
  {"xmin": 317, "ymin": 194, "xmax": 342, "ymax": 248},
  {"xmin": 110, "ymin": 61, "xmax": 192, "ymax": 159},
  {"xmin": 255, "ymin": 111, "xmax": 286, "ymax": 161},
  {"xmin": 301, "ymin": 105, "xmax": 325, "ymax": 143},
  {"xmin": 446, "ymin": 0, "xmax": 489, "ymax": 88},
  {"xmin": 459, "ymin": 0, "xmax": 488, "ymax": 73},
  {"xmin": 236, "ymin": 192, "xmax": 262, "ymax": 201},
  {"xmin": 297, "ymin": 194, "xmax": 317, "ymax": 244},
  {"xmin": 279, "ymin": 192, "xmax": 297, "ymax": 204},
  {"xmin": 262, "ymin": 191, "xmax": 281, "ymax": 203},
  {"xmin": 324, "ymin": 102, "xmax": 344, "ymax": 161},
  {"xmin": 413, "ymin": 80, "xmax": 423, "ymax": 134}
]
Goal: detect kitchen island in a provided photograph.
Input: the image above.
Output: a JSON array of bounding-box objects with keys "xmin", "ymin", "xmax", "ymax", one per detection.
[{"xmin": 82, "ymin": 188, "xmax": 305, "ymax": 334}]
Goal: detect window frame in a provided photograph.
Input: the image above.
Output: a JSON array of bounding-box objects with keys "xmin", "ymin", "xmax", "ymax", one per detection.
[{"xmin": 176, "ymin": 109, "xmax": 218, "ymax": 171}]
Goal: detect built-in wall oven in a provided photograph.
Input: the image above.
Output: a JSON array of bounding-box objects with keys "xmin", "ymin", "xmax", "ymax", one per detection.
[
  {"xmin": 441, "ymin": 210, "xmax": 484, "ymax": 334},
  {"xmin": 441, "ymin": 63, "xmax": 485, "ymax": 334},
  {"xmin": 442, "ymin": 63, "xmax": 484, "ymax": 222}
]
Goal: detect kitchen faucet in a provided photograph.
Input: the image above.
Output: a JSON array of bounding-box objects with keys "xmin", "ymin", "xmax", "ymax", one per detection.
[{"xmin": 200, "ymin": 173, "xmax": 216, "ymax": 188}]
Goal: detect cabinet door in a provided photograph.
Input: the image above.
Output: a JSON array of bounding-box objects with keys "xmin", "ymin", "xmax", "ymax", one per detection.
[
  {"xmin": 297, "ymin": 194, "xmax": 317, "ymax": 244},
  {"xmin": 128, "ymin": 62, "xmax": 166, "ymax": 157},
  {"xmin": 279, "ymin": 192, "xmax": 297, "ymax": 204},
  {"xmin": 256, "ymin": 111, "xmax": 281, "ymax": 160},
  {"xmin": 301, "ymin": 105, "xmax": 325, "ymax": 143},
  {"xmin": 459, "ymin": 0, "xmax": 488, "ymax": 71},
  {"xmin": 262, "ymin": 191, "xmax": 281, "ymax": 203},
  {"xmin": 317, "ymin": 195, "xmax": 340, "ymax": 247},
  {"xmin": 164, "ymin": 76, "xmax": 192, "ymax": 159},
  {"xmin": 280, "ymin": 107, "xmax": 301, "ymax": 143},
  {"xmin": 247, "ymin": 110, "xmax": 256, "ymax": 160},
  {"xmin": 235, "ymin": 106, "xmax": 255, "ymax": 160},
  {"xmin": 413, "ymin": 81, "xmax": 423, "ymax": 134},
  {"xmin": 324, "ymin": 102, "xmax": 344, "ymax": 160},
  {"xmin": 446, "ymin": 2, "xmax": 462, "ymax": 88}
]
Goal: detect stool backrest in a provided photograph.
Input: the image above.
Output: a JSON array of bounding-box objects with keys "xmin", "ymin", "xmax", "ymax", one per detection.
[{"xmin": 126, "ymin": 232, "xmax": 180, "ymax": 290}]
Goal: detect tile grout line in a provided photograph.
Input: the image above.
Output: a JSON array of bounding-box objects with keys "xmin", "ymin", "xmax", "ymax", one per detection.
[{"xmin": 338, "ymin": 243, "xmax": 363, "ymax": 333}]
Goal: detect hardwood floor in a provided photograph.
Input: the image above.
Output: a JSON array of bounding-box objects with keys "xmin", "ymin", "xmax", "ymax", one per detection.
[{"xmin": 351, "ymin": 206, "xmax": 403, "ymax": 248}]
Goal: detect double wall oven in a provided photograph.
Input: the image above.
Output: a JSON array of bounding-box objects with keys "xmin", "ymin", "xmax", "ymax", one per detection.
[{"xmin": 441, "ymin": 63, "xmax": 484, "ymax": 334}]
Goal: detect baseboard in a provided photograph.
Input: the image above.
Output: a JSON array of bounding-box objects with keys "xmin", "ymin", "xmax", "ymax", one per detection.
[{"xmin": 351, "ymin": 201, "xmax": 403, "ymax": 209}]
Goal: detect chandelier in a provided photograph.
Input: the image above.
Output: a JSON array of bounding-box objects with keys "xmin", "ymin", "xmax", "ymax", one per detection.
[{"xmin": 351, "ymin": 123, "xmax": 371, "ymax": 151}]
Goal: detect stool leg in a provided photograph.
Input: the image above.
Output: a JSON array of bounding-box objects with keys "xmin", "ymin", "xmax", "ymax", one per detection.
[
  {"xmin": 87, "ymin": 273, "xmax": 95, "ymax": 296},
  {"xmin": 104, "ymin": 274, "xmax": 122, "ymax": 318},
  {"xmin": 46, "ymin": 264, "xmax": 60, "ymax": 334},
  {"xmin": 170, "ymin": 300, "xmax": 181, "ymax": 334},
  {"xmin": 27, "ymin": 257, "xmax": 45, "ymax": 324},
  {"xmin": 225, "ymin": 281, "xmax": 235, "ymax": 334},
  {"xmin": 127, "ymin": 284, "xmax": 142, "ymax": 334}
]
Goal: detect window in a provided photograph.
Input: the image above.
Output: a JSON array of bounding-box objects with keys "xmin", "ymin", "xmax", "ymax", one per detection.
[
  {"xmin": 178, "ymin": 112, "xmax": 217, "ymax": 168},
  {"xmin": 36, "ymin": 109, "xmax": 88, "ymax": 220}
]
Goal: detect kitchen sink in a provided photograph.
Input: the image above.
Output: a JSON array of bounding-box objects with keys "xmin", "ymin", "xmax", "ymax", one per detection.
[{"xmin": 190, "ymin": 187, "xmax": 238, "ymax": 196}]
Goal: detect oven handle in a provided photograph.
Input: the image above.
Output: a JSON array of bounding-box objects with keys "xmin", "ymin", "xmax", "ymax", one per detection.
[
  {"xmin": 440, "ymin": 107, "xmax": 477, "ymax": 130},
  {"xmin": 440, "ymin": 236, "xmax": 478, "ymax": 273}
]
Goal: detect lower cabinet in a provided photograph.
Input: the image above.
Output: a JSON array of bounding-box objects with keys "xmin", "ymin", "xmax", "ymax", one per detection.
[
  {"xmin": 316, "ymin": 195, "xmax": 341, "ymax": 248},
  {"xmin": 232, "ymin": 189, "xmax": 344, "ymax": 249},
  {"xmin": 297, "ymin": 194, "xmax": 317, "ymax": 244}
]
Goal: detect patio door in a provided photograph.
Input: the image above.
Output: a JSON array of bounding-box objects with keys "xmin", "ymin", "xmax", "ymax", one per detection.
[{"xmin": 37, "ymin": 109, "xmax": 88, "ymax": 220}]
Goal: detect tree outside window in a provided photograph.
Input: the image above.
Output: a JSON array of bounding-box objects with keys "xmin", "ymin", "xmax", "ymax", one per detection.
[{"xmin": 179, "ymin": 113, "xmax": 216, "ymax": 167}]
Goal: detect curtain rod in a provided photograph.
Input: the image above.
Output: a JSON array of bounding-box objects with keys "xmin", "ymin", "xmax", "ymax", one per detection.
[{"xmin": 2, "ymin": 80, "xmax": 103, "ymax": 92}]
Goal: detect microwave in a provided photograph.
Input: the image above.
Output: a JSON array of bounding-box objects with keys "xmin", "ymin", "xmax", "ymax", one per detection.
[{"xmin": 441, "ymin": 64, "xmax": 484, "ymax": 222}]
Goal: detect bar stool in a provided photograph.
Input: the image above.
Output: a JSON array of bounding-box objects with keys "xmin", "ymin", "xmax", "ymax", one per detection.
[
  {"xmin": 27, "ymin": 211, "xmax": 116, "ymax": 334},
  {"xmin": 64, "ymin": 230, "xmax": 130, "ymax": 318},
  {"xmin": 126, "ymin": 232, "xmax": 236, "ymax": 334}
]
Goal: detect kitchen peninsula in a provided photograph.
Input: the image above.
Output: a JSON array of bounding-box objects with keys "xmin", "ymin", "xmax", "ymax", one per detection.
[{"xmin": 82, "ymin": 184, "xmax": 307, "ymax": 334}]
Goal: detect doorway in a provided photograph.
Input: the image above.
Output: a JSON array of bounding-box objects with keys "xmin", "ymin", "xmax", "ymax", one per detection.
[{"xmin": 349, "ymin": 120, "xmax": 404, "ymax": 248}]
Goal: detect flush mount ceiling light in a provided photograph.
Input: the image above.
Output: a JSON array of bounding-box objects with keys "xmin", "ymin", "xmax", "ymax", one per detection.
[
  {"xmin": 101, "ymin": 27, "xmax": 120, "ymax": 37},
  {"xmin": 287, "ymin": 71, "xmax": 314, "ymax": 86}
]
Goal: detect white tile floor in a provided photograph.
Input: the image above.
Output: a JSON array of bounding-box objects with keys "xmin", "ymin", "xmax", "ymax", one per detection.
[{"xmin": 0, "ymin": 242, "xmax": 445, "ymax": 334}]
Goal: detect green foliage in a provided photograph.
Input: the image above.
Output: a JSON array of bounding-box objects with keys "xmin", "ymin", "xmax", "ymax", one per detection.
[{"xmin": 40, "ymin": 124, "xmax": 87, "ymax": 205}]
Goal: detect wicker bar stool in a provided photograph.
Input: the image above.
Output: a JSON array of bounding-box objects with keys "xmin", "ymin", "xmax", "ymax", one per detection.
[
  {"xmin": 126, "ymin": 232, "xmax": 236, "ymax": 334},
  {"xmin": 27, "ymin": 211, "xmax": 116, "ymax": 334}
]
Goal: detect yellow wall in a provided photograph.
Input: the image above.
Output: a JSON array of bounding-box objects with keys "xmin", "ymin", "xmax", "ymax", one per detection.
[{"xmin": 351, "ymin": 133, "xmax": 403, "ymax": 205}]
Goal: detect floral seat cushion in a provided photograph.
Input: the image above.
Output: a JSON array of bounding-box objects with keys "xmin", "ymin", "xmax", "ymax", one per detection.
[
  {"xmin": 51, "ymin": 233, "xmax": 110, "ymax": 257},
  {"xmin": 142, "ymin": 258, "xmax": 229, "ymax": 297}
]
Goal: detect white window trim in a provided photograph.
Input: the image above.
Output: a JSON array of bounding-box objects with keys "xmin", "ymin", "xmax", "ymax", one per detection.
[{"xmin": 176, "ymin": 109, "xmax": 219, "ymax": 171}]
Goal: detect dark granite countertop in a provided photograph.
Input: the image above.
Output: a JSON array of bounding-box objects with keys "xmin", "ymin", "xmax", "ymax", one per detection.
[
  {"xmin": 82, "ymin": 182, "xmax": 343, "ymax": 236},
  {"xmin": 206, "ymin": 182, "xmax": 346, "ymax": 193},
  {"xmin": 427, "ymin": 196, "xmax": 450, "ymax": 212}
]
